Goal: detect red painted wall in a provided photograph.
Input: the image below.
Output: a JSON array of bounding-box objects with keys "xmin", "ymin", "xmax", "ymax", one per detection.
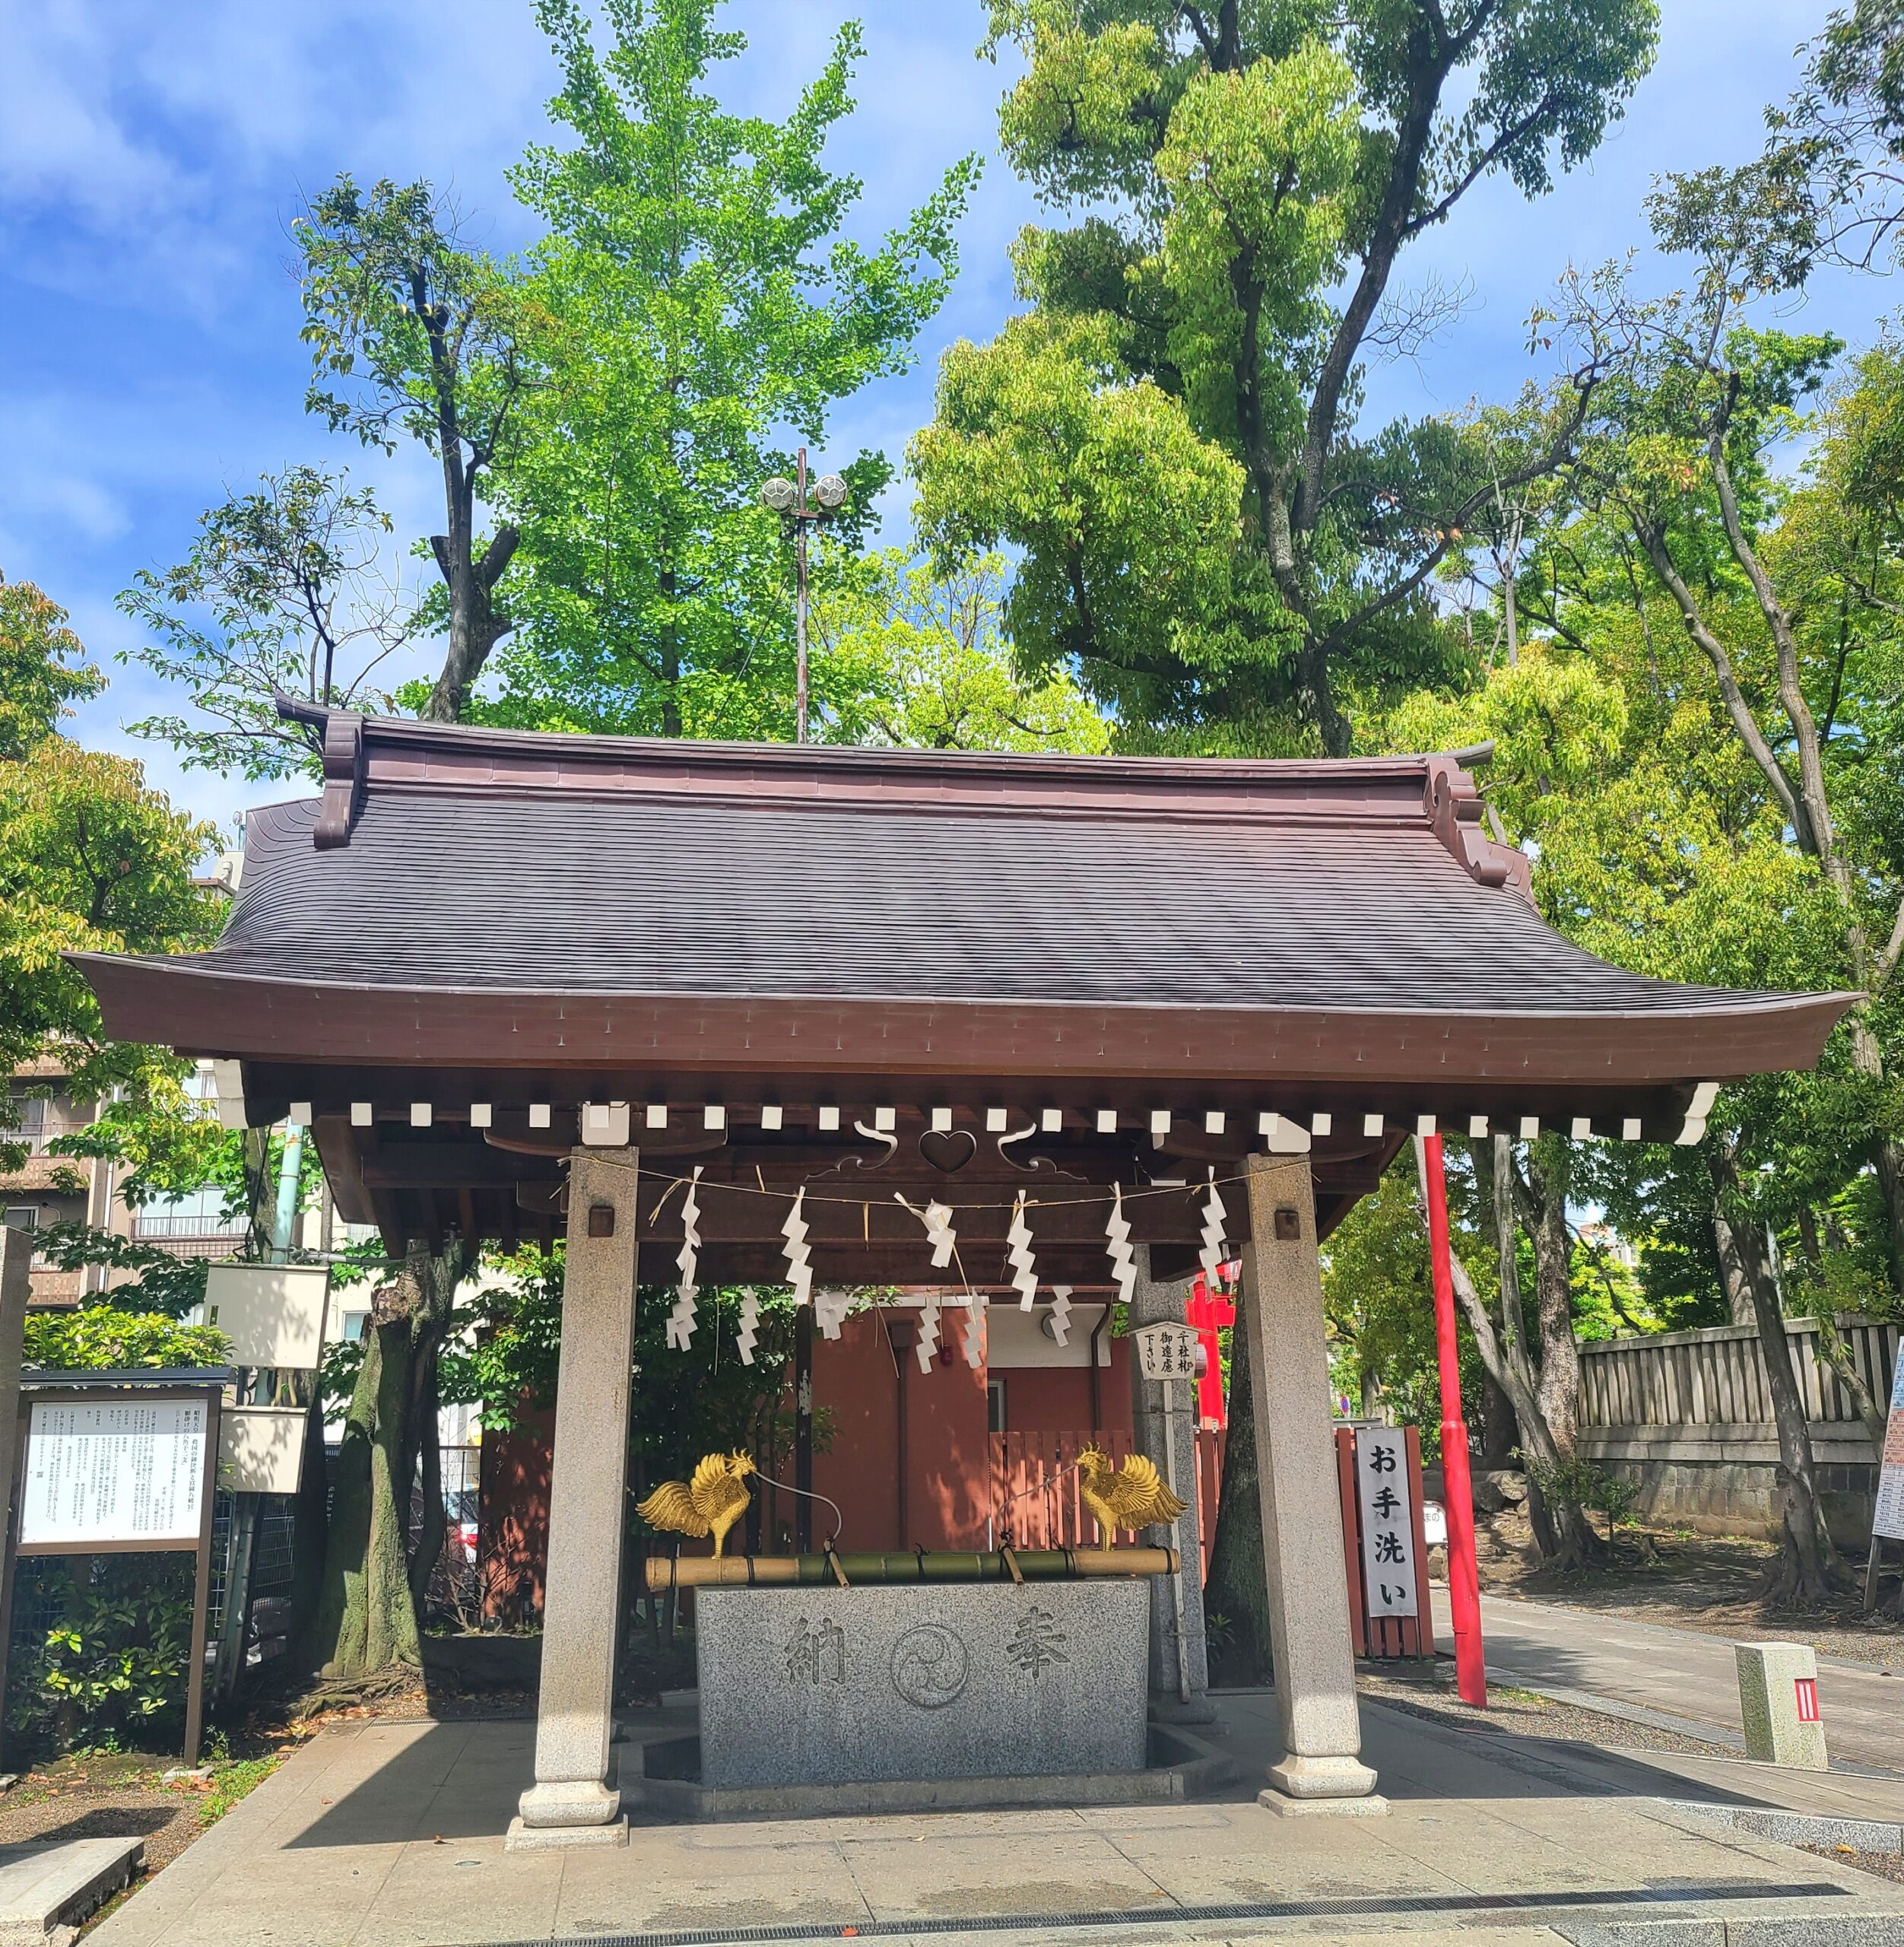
[
  {"xmin": 811, "ymin": 1312, "xmax": 992, "ymax": 1550},
  {"xmin": 994, "ymin": 1355, "xmax": 1133, "ymax": 1437}
]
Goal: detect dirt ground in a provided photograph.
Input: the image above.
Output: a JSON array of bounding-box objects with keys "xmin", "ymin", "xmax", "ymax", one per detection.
[
  {"xmin": 1470, "ymin": 1507, "xmax": 1904, "ymax": 1668},
  {"xmin": 0, "ymin": 1749, "xmax": 278, "ymax": 1902}
]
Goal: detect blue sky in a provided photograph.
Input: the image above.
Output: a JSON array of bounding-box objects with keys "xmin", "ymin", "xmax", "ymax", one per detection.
[{"xmin": 1, "ymin": 0, "xmax": 1892, "ymax": 838}]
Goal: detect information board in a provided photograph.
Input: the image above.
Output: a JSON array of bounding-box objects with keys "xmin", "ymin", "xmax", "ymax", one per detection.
[
  {"xmin": 18, "ymin": 1398, "xmax": 208, "ymax": 1549},
  {"xmin": 1354, "ymin": 1425, "xmax": 1419, "ymax": 1618},
  {"xmin": 1874, "ymin": 1345, "xmax": 1904, "ymax": 1542},
  {"xmin": 1131, "ymin": 1321, "xmax": 1200, "ymax": 1383}
]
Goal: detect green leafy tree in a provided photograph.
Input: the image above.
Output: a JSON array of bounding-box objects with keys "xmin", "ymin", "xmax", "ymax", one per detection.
[
  {"xmin": 116, "ymin": 468, "xmax": 411, "ymax": 777},
  {"xmin": 0, "ymin": 571, "xmax": 102, "ymax": 760},
  {"xmin": 911, "ymin": 0, "xmax": 1658, "ymax": 755},
  {"xmin": 0, "ymin": 596, "xmax": 222, "ymax": 1176},
  {"xmin": 299, "ymin": 176, "xmax": 541, "ymax": 722},
  {"xmin": 486, "ymin": 0, "xmax": 979, "ymax": 740},
  {"xmin": 813, "ymin": 551, "xmax": 1109, "ymax": 752}
]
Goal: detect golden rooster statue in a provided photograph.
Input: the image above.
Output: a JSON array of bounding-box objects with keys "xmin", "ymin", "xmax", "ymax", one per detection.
[
  {"xmin": 1077, "ymin": 1444, "xmax": 1187, "ymax": 1545},
  {"xmin": 636, "ymin": 1451, "xmax": 756, "ymax": 1558}
]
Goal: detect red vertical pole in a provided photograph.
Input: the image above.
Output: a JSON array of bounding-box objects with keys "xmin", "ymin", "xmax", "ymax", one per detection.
[{"xmin": 1422, "ymin": 1133, "xmax": 1487, "ymax": 1707}]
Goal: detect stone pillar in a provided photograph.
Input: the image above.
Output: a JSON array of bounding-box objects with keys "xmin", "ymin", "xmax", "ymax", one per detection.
[
  {"xmin": 1239, "ymin": 1151, "xmax": 1382, "ymax": 1808},
  {"xmin": 1128, "ymin": 1245, "xmax": 1213, "ymax": 1722},
  {"xmin": 510, "ymin": 1147, "xmax": 641, "ymax": 1850}
]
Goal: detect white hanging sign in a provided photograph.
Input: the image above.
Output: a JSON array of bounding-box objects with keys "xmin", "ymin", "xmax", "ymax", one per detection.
[
  {"xmin": 1354, "ymin": 1425, "xmax": 1418, "ymax": 1618},
  {"xmin": 20, "ymin": 1399, "xmax": 208, "ymax": 1548},
  {"xmin": 1132, "ymin": 1321, "xmax": 1200, "ymax": 1384}
]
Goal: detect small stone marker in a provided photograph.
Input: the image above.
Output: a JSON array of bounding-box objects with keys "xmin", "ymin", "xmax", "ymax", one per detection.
[{"xmin": 1735, "ymin": 1640, "xmax": 1829, "ymax": 1771}]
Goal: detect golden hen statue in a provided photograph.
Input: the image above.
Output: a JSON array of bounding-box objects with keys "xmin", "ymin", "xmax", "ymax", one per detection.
[
  {"xmin": 636, "ymin": 1451, "xmax": 756, "ymax": 1557},
  {"xmin": 1077, "ymin": 1444, "xmax": 1187, "ymax": 1545}
]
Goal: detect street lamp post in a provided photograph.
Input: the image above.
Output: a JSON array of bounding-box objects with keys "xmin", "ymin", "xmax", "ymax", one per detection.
[{"xmin": 760, "ymin": 448, "xmax": 849, "ymax": 744}]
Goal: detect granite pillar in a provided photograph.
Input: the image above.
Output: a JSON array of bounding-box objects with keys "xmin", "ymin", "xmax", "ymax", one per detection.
[
  {"xmin": 1239, "ymin": 1151, "xmax": 1382, "ymax": 1807},
  {"xmin": 510, "ymin": 1146, "xmax": 640, "ymax": 1850},
  {"xmin": 1129, "ymin": 1245, "xmax": 1213, "ymax": 1722}
]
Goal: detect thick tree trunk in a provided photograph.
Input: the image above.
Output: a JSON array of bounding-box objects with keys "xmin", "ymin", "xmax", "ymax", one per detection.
[
  {"xmin": 305, "ymin": 1243, "xmax": 465, "ymax": 1682},
  {"xmin": 1204, "ymin": 1297, "xmax": 1273, "ymax": 1685},
  {"xmin": 1468, "ymin": 1138, "xmax": 1601, "ymax": 1564},
  {"xmin": 1519, "ymin": 1143, "xmax": 1607, "ymax": 1567},
  {"xmin": 1712, "ymin": 1159, "xmax": 1842, "ymax": 1604},
  {"xmin": 361, "ymin": 1319, "xmax": 422, "ymax": 1671},
  {"xmin": 1477, "ymin": 1365, "xmax": 1518, "ymax": 1469}
]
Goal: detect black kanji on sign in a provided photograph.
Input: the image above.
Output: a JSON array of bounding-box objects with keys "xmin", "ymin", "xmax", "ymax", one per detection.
[
  {"xmin": 1373, "ymin": 1529, "xmax": 1405, "ymax": 1564},
  {"xmin": 1372, "ymin": 1484, "xmax": 1401, "ymax": 1522}
]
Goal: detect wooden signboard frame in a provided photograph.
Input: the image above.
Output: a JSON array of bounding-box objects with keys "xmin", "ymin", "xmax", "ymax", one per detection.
[
  {"xmin": 0, "ymin": 1383, "xmax": 223, "ymax": 1767},
  {"xmin": 1334, "ymin": 1424, "xmax": 1435, "ymax": 1660}
]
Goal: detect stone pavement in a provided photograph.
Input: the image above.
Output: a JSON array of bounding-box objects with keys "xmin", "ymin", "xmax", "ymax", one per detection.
[
  {"xmin": 1430, "ymin": 1588, "xmax": 1902, "ymax": 1767},
  {"xmin": 85, "ymin": 1691, "xmax": 1904, "ymax": 1947}
]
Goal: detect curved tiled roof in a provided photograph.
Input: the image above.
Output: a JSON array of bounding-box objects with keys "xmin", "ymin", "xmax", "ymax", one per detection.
[{"xmin": 71, "ymin": 709, "xmax": 1852, "ymax": 1097}]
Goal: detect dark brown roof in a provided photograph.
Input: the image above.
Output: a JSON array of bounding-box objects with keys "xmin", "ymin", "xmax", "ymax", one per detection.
[{"xmin": 73, "ymin": 709, "xmax": 1852, "ymax": 1104}]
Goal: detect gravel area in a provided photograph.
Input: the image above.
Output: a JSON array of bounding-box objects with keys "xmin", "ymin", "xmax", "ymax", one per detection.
[
  {"xmin": 1801, "ymin": 1841, "xmax": 1904, "ymax": 1885},
  {"xmin": 1358, "ymin": 1666, "xmax": 1740, "ymax": 1758}
]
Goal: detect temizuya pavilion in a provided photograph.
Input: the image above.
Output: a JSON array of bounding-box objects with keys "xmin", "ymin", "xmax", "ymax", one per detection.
[{"xmin": 76, "ymin": 707, "xmax": 1848, "ymax": 1840}]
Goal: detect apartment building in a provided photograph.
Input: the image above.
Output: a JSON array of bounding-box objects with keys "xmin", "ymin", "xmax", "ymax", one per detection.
[{"xmin": 1, "ymin": 1056, "xmax": 246, "ymax": 1304}]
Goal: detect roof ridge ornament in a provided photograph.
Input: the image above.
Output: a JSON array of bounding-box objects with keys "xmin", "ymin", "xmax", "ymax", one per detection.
[
  {"xmin": 1423, "ymin": 758, "xmax": 1532, "ymax": 902},
  {"xmin": 275, "ymin": 695, "xmax": 368, "ymax": 852}
]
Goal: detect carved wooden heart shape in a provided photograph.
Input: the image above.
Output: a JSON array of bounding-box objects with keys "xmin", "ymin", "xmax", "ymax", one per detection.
[{"xmin": 918, "ymin": 1126, "xmax": 978, "ymax": 1174}]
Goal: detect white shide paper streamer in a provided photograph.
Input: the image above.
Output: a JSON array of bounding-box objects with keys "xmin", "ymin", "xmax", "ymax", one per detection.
[
  {"xmin": 1105, "ymin": 1183, "xmax": 1137, "ymax": 1307},
  {"xmin": 1198, "ymin": 1167, "xmax": 1229, "ymax": 1284},
  {"xmin": 1007, "ymin": 1193, "xmax": 1039, "ymax": 1310},
  {"xmin": 665, "ymin": 1165, "xmax": 703, "ymax": 1350},
  {"xmin": 781, "ymin": 1186, "xmax": 813, "ymax": 1309}
]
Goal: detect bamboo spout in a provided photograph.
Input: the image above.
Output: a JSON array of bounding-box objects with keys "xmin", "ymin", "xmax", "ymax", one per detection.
[{"xmin": 643, "ymin": 1546, "xmax": 1178, "ymax": 1592}]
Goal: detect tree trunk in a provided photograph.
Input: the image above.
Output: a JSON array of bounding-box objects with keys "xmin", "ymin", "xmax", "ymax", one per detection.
[
  {"xmin": 1712, "ymin": 1157, "xmax": 1842, "ymax": 1604},
  {"xmin": 1204, "ymin": 1296, "xmax": 1273, "ymax": 1685},
  {"xmin": 304, "ymin": 1243, "xmax": 465, "ymax": 1681},
  {"xmin": 1518, "ymin": 1142, "xmax": 1607, "ymax": 1567},
  {"xmin": 1477, "ymin": 1365, "xmax": 1518, "ymax": 1469},
  {"xmin": 1464, "ymin": 1137, "xmax": 1596, "ymax": 1565},
  {"xmin": 361, "ymin": 1317, "xmax": 422, "ymax": 1671}
]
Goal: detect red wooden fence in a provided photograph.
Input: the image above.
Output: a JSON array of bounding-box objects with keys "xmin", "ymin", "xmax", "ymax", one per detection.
[
  {"xmin": 988, "ymin": 1428, "xmax": 1226, "ymax": 1579},
  {"xmin": 990, "ymin": 1425, "xmax": 1432, "ymax": 1663}
]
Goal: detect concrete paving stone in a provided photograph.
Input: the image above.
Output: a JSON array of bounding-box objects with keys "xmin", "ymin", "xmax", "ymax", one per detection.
[
  {"xmin": 88, "ymin": 1700, "xmax": 1904, "ymax": 1947},
  {"xmin": 842, "ymin": 1829, "xmax": 1169, "ymax": 1917},
  {"xmin": 0, "ymin": 1837, "xmax": 142, "ymax": 1938},
  {"xmin": 335, "ymin": 1840, "xmax": 560, "ymax": 1947},
  {"xmin": 555, "ymin": 1864, "xmax": 871, "ymax": 1938}
]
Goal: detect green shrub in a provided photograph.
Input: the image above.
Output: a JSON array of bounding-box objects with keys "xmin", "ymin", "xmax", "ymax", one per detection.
[{"xmin": 5, "ymin": 1557, "xmax": 194, "ymax": 1757}]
